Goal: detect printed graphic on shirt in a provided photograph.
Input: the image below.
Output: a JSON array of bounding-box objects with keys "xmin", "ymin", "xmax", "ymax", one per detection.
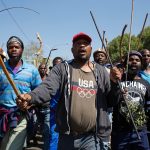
[
  {"xmin": 72, "ymin": 78, "xmax": 96, "ymax": 99},
  {"xmin": 120, "ymin": 81, "xmax": 147, "ymax": 128},
  {"xmin": 70, "ymin": 68, "xmax": 97, "ymax": 133}
]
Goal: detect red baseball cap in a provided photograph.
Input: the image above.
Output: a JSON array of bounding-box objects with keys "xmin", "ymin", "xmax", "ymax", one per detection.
[{"xmin": 72, "ymin": 32, "xmax": 92, "ymax": 44}]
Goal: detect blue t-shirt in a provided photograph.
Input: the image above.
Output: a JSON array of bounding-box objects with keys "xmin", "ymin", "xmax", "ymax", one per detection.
[
  {"xmin": 139, "ymin": 71, "xmax": 150, "ymax": 84},
  {"xmin": 0, "ymin": 60, "xmax": 42, "ymax": 107}
]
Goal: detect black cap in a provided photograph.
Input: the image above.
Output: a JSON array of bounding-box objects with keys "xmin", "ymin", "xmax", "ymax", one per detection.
[{"xmin": 7, "ymin": 36, "xmax": 24, "ymax": 50}]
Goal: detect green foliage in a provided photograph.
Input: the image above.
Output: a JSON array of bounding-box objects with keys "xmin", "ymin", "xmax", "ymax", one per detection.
[
  {"xmin": 138, "ymin": 26, "xmax": 150, "ymax": 50},
  {"xmin": 107, "ymin": 26, "xmax": 150, "ymax": 62},
  {"xmin": 23, "ymin": 41, "xmax": 44, "ymax": 66},
  {"xmin": 120, "ymin": 99, "xmax": 146, "ymax": 129},
  {"xmin": 108, "ymin": 34, "xmax": 139, "ymax": 62}
]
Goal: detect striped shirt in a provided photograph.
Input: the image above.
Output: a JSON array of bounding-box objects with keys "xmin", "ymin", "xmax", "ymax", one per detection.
[{"xmin": 0, "ymin": 60, "xmax": 42, "ymax": 108}]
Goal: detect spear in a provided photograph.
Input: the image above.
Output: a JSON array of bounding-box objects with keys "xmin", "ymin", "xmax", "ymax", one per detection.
[{"xmin": 90, "ymin": 10, "xmax": 141, "ymax": 141}]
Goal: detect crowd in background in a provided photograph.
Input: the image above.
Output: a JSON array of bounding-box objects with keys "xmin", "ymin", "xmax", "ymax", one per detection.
[{"xmin": 0, "ymin": 33, "xmax": 150, "ymax": 150}]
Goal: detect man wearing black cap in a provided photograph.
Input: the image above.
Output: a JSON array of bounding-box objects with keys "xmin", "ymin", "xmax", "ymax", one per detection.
[
  {"xmin": 16, "ymin": 32, "xmax": 119, "ymax": 150},
  {"xmin": 111, "ymin": 50, "xmax": 150, "ymax": 149},
  {"xmin": 0, "ymin": 36, "xmax": 42, "ymax": 150}
]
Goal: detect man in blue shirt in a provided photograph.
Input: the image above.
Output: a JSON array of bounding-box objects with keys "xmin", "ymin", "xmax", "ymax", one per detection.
[
  {"xmin": 0, "ymin": 36, "xmax": 41, "ymax": 150},
  {"xmin": 139, "ymin": 49, "xmax": 150, "ymax": 145},
  {"xmin": 139, "ymin": 49, "xmax": 150, "ymax": 84}
]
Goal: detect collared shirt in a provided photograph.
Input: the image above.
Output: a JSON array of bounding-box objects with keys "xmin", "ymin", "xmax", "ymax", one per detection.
[{"xmin": 0, "ymin": 60, "xmax": 42, "ymax": 107}]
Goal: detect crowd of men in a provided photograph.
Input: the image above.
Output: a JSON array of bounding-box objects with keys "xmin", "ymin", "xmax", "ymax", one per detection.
[{"xmin": 0, "ymin": 32, "xmax": 150, "ymax": 150}]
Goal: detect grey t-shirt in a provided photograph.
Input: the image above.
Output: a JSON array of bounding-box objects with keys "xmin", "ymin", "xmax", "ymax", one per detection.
[{"xmin": 70, "ymin": 67, "xmax": 97, "ymax": 133}]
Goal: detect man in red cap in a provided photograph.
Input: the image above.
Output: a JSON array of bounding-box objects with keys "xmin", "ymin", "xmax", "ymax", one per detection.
[
  {"xmin": 72, "ymin": 32, "xmax": 92, "ymax": 44},
  {"xmin": 16, "ymin": 32, "xmax": 120, "ymax": 150}
]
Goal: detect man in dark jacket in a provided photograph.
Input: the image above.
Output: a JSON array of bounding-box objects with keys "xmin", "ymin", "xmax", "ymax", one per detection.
[{"xmin": 16, "ymin": 32, "xmax": 120, "ymax": 150}]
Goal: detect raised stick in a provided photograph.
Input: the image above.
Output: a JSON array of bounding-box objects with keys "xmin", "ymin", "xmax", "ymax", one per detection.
[{"xmin": 90, "ymin": 10, "xmax": 141, "ymax": 141}]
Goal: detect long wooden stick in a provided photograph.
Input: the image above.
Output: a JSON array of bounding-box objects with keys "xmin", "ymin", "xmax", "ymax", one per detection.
[
  {"xmin": 119, "ymin": 24, "xmax": 127, "ymax": 60},
  {"xmin": 90, "ymin": 11, "xmax": 113, "ymax": 66},
  {"xmin": 137, "ymin": 13, "xmax": 148, "ymax": 50},
  {"xmin": 102, "ymin": 30, "xmax": 106, "ymax": 49},
  {"xmin": 90, "ymin": 10, "xmax": 141, "ymax": 141},
  {"xmin": 126, "ymin": 0, "xmax": 134, "ymax": 81},
  {"xmin": 0, "ymin": 55, "xmax": 19, "ymax": 96}
]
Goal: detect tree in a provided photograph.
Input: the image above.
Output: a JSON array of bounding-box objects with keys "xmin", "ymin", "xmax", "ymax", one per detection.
[
  {"xmin": 108, "ymin": 34, "xmax": 139, "ymax": 62},
  {"xmin": 23, "ymin": 41, "xmax": 44, "ymax": 67},
  {"xmin": 138, "ymin": 26, "xmax": 150, "ymax": 50}
]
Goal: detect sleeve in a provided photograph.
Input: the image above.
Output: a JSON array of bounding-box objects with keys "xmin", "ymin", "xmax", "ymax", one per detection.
[
  {"xmin": 98, "ymin": 65, "xmax": 121, "ymax": 107},
  {"xmin": 107, "ymin": 80, "xmax": 121, "ymax": 107},
  {"xmin": 29, "ymin": 64, "xmax": 63, "ymax": 106},
  {"xmin": 145, "ymin": 83, "xmax": 150, "ymax": 116},
  {"xmin": 144, "ymin": 82, "xmax": 150, "ymax": 131}
]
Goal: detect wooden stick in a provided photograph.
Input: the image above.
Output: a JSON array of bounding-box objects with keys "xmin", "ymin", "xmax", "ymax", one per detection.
[
  {"xmin": 137, "ymin": 13, "xmax": 148, "ymax": 50},
  {"xmin": 126, "ymin": 0, "xmax": 134, "ymax": 81},
  {"xmin": 90, "ymin": 9, "xmax": 141, "ymax": 141},
  {"xmin": 0, "ymin": 55, "xmax": 19, "ymax": 96},
  {"xmin": 119, "ymin": 24, "xmax": 127, "ymax": 60},
  {"xmin": 102, "ymin": 30, "xmax": 106, "ymax": 49}
]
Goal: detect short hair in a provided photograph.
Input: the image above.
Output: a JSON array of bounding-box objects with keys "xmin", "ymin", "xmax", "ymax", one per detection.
[
  {"xmin": 140, "ymin": 49, "xmax": 150, "ymax": 55},
  {"xmin": 123, "ymin": 50, "xmax": 142, "ymax": 67},
  {"xmin": 38, "ymin": 62, "xmax": 47, "ymax": 69},
  {"xmin": 93, "ymin": 48, "xmax": 107, "ymax": 59},
  {"xmin": 52, "ymin": 57, "xmax": 63, "ymax": 66}
]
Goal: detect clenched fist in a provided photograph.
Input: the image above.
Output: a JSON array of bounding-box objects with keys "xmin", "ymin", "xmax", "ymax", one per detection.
[
  {"xmin": 16, "ymin": 94, "xmax": 32, "ymax": 111},
  {"xmin": 110, "ymin": 67, "xmax": 122, "ymax": 83}
]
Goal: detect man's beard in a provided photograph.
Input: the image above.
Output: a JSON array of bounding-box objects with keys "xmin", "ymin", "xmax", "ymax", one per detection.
[
  {"xmin": 75, "ymin": 54, "xmax": 91, "ymax": 63},
  {"xmin": 128, "ymin": 65, "xmax": 141, "ymax": 75}
]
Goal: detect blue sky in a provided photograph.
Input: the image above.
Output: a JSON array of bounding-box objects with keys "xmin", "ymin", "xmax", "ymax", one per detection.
[{"xmin": 0, "ymin": 0, "xmax": 150, "ymax": 60}]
